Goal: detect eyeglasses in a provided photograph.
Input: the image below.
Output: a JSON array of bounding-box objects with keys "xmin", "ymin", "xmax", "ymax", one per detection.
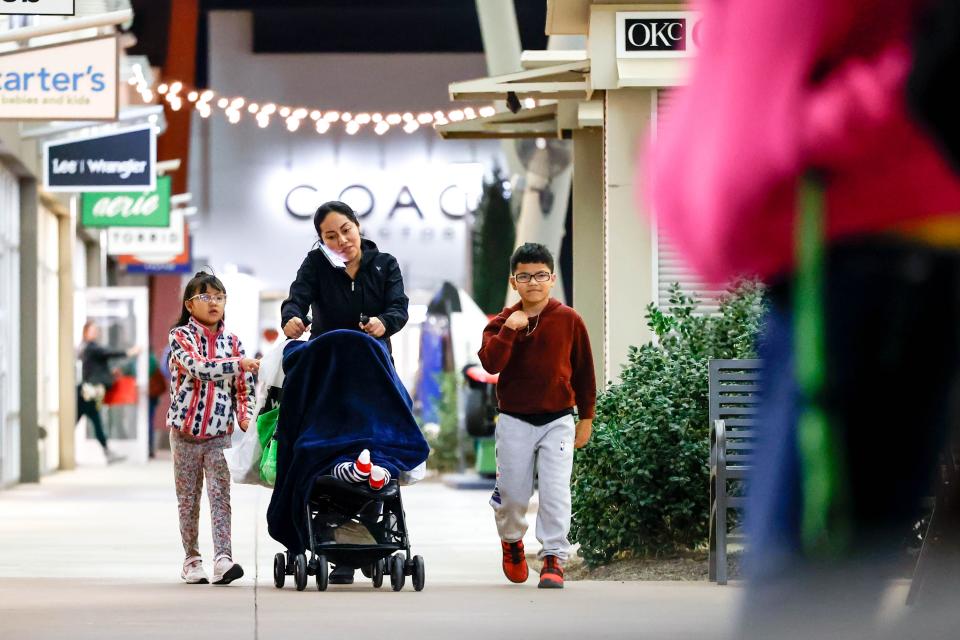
[
  {"xmin": 513, "ymin": 271, "xmax": 552, "ymax": 284},
  {"xmin": 189, "ymin": 293, "xmax": 227, "ymax": 305}
]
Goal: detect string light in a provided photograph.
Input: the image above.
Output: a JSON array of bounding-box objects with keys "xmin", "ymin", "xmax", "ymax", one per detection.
[{"xmin": 134, "ymin": 77, "xmax": 500, "ymax": 135}]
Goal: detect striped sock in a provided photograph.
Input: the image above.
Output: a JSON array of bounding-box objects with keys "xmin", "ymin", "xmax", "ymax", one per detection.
[{"xmin": 331, "ymin": 450, "xmax": 374, "ymax": 484}]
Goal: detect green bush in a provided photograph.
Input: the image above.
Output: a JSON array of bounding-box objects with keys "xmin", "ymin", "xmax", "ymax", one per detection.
[{"xmin": 570, "ymin": 282, "xmax": 764, "ymax": 566}]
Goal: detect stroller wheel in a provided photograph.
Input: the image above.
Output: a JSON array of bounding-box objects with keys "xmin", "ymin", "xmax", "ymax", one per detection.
[
  {"xmin": 273, "ymin": 553, "xmax": 286, "ymax": 589},
  {"xmin": 315, "ymin": 555, "xmax": 329, "ymax": 591},
  {"xmin": 294, "ymin": 554, "xmax": 309, "ymax": 591},
  {"xmin": 390, "ymin": 555, "xmax": 405, "ymax": 591},
  {"xmin": 372, "ymin": 558, "xmax": 385, "ymax": 588},
  {"xmin": 412, "ymin": 555, "xmax": 425, "ymax": 592}
]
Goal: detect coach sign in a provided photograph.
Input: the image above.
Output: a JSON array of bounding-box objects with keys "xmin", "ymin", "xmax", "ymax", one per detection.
[
  {"xmin": 0, "ymin": 35, "xmax": 117, "ymax": 120},
  {"xmin": 43, "ymin": 125, "xmax": 156, "ymax": 192},
  {"xmin": 1, "ymin": 0, "xmax": 74, "ymax": 15},
  {"xmin": 616, "ymin": 12, "xmax": 702, "ymax": 59}
]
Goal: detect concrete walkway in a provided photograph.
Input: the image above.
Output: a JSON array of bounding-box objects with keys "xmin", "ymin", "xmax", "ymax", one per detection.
[{"xmin": 0, "ymin": 460, "xmax": 738, "ymax": 639}]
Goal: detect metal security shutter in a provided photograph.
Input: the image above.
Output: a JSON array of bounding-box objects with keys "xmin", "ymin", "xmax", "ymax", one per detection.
[{"xmin": 654, "ymin": 89, "xmax": 725, "ymax": 314}]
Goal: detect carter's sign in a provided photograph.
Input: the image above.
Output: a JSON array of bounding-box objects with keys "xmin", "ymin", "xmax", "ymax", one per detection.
[
  {"xmin": 0, "ymin": 35, "xmax": 117, "ymax": 120},
  {"xmin": 1, "ymin": 0, "xmax": 74, "ymax": 15},
  {"xmin": 616, "ymin": 12, "xmax": 702, "ymax": 59}
]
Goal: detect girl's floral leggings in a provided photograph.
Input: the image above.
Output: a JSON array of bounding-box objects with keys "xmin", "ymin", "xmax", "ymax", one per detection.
[{"xmin": 170, "ymin": 430, "xmax": 232, "ymax": 560}]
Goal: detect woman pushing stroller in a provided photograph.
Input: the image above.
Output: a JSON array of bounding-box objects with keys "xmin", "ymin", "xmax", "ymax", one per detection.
[{"xmin": 274, "ymin": 200, "xmax": 417, "ymax": 586}]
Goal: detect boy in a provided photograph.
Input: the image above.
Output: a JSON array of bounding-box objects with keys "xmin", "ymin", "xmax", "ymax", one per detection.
[{"xmin": 478, "ymin": 242, "xmax": 596, "ymax": 589}]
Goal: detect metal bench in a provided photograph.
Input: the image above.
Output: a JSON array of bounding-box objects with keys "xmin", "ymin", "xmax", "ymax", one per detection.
[{"xmin": 708, "ymin": 358, "xmax": 762, "ymax": 585}]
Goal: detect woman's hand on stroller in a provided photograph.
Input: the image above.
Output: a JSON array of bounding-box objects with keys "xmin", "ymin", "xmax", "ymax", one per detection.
[
  {"xmin": 284, "ymin": 317, "xmax": 308, "ymax": 339},
  {"xmin": 360, "ymin": 316, "xmax": 386, "ymax": 338},
  {"xmin": 241, "ymin": 357, "xmax": 261, "ymax": 374}
]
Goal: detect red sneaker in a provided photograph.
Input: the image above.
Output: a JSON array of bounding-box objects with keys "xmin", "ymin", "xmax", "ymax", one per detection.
[
  {"xmin": 538, "ymin": 556, "xmax": 564, "ymax": 589},
  {"xmin": 501, "ymin": 540, "xmax": 529, "ymax": 583}
]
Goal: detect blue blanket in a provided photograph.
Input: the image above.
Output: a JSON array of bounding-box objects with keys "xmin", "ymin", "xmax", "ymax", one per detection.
[{"xmin": 266, "ymin": 330, "xmax": 430, "ymax": 552}]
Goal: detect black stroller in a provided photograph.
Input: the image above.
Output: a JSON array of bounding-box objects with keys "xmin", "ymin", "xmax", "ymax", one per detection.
[
  {"xmin": 266, "ymin": 330, "xmax": 430, "ymax": 593},
  {"xmin": 272, "ymin": 475, "xmax": 424, "ymax": 592}
]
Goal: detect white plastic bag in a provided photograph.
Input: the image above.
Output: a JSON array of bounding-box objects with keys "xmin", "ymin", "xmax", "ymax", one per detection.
[{"xmin": 225, "ymin": 339, "xmax": 291, "ymax": 486}]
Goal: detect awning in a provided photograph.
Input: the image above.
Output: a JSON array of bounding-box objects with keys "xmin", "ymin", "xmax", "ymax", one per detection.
[{"xmin": 448, "ymin": 60, "xmax": 592, "ymax": 102}]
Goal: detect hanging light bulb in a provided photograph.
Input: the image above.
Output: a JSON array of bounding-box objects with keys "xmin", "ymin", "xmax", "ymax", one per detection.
[
  {"xmin": 187, "ymin": 91, "xmax": 199, "ymax": 102},
  {"xmin": 227, "ymin": 110, "xmax": 241, "ymax": 124},
  {"xmin": 402, "ymin": 112, "xmax": 414, "ymax": 122},
  {"xmin": 324, "ymin": 111, "xmax": 340, "ymax": 123},
  {"xmin": 316, "ymin": 120, "xmax": 330, "ymax": 134},
  {"xmin": 417, "ymin": 113, "xmax": 434, "ymax": 124},
  {"xmin": 310, "ymin": 110, "xmax": 322, "ymax": 121},
  {"xmin": 279, "ymin": 106, "xmax": 291, "ymax": 117},
  {"xmin": 479, "ymin": 106, "xmax": 496, "ymax": 118},
  {"xmin": 341, "ymin": 112, "xmax": 353, "ymax": 122},
  {"xmin": 217, "ymin": 98, "xmax": 229, "ymax": 109},
  {"xmin": 464, "ymin": 107, "xmax": 477, "ymax": 119},
  {"xmin": 169, "ymin": 81, "xmax": 183, "ymax": 95},
  {"xmin": 231, "ymin": 97, "xmax": 245, "ymax": 109},
  {"xmin": 247, "ymin": 103, "xmax": 259, "ymax": 114},
  {"xmin": 157, "ymin": 83, "xmax": 169, "ymax": 94},
  {"xmin": 449, "ymin": 110, "xmax": 465, "ymax": 122},
  {"xmin": 286, "ymin": 118, "xmax": 300, "ymax": 132},
  {"xmin": 403, "ymin": 121, "xmax": 420, "ymax": 134},
  {"xmin": 386, "ymin": 113, "xmax": 402, "ymax": 125},
  {"xmin": 261, "ymin": 103, "xmax": 277, "ymax": 115},
  {"xmin": 375, "ymin": 121, "xmax": 390, "ymax": 135},
  {"xmin": 372, "ymin": 113, "xmax": 383, "ymax": 123},
  {"xmin": 345, "ymin": 121, "xmax": 360, "ymax": 135},
  {"xmin": 524, "ymin": 97, "xmax": 536, "ymax": 109},
  {"xmin": 200, "ymin": 90, "xmax": 215, "ymax": 102},
  {"xmin": 355, "ymin": 113, "xmax": 371, "ymax": 125},
  {"xmin": 257, "ymin": 115, "xmax": 269, "ymax": 128}
]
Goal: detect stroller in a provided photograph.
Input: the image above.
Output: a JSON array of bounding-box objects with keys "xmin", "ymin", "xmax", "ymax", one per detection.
[
  {"xmin": 266, "ymin": 330, "xmax": 430, "ymax": 592},
  {"xmin": 273, "ymin": 473, "xmax": 422, "ymax": 591}
]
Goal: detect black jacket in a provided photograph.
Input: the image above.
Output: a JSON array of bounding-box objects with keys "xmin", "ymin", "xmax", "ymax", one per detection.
[
  {"xmin": 281, "ymin": 239, "xmax": 409, "ymax": 348},
  {"xmin": 81, "ymin": 342, "xmax": 127, "ymax": 388}
]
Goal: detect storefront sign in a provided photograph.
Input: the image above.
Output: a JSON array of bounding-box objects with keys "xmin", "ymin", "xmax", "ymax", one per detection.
[
  {"xmin": 616, "ymin": 12, "xmax": 702, "ymax": 58},
  {"xmin": 1, "ymin": 1, "xmax": 74, "ymax": 15},
  {"xmin": 119, "ymin": 228, "xmax": 193, "ymax": 274},
  {"xmin": 80, "ymin": 175, "xmax": 171, "ymax": 228},
  {"xmin": 106, "ymin": 209, "xmax": 184, "ymax": 256},
  {"xmin": 43, "ymin": 125, "xmax": 155, "ymax": 192},
  {"xmin": 0, "ymin": 35, "xmax": 117, "ymax": 120}
]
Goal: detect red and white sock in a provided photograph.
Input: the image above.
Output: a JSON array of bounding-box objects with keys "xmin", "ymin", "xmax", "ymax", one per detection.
[
  {"xmin": 369, "ymin": 465, "xmax": 391, "ymax": 490},
  {"xmin": 354, "ymin": 449, "xmax": 372, "ymax": 477}
]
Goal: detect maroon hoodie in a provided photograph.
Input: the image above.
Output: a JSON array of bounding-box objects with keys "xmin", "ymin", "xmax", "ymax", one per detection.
[{"xmin": 478, "ymin": 298, "xmax": 596, "ymax": 420}]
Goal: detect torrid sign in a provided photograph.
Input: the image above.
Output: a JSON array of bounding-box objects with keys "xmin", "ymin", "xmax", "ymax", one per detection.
[
  {"xmin": 1, "ymin": 0, "xmax": 75, "ymax": 15},
  {"xmin": 616, "ymin": 12, "xmax": 702, "ymax": 59}
]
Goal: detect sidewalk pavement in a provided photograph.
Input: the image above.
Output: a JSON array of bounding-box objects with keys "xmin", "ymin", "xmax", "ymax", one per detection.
[{"xmin": 0, "ymin": 459, "xmax": 739, "ymax": 639}]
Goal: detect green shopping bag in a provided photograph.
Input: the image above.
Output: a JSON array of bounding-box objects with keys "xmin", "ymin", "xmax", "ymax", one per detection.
[
  {"xmin": 260, "ymin": 437, "xmax": 278, "ymax": 486},
  {"xmin": 257, "ymin": 406, "xmax": 280, "ymax": 486}
]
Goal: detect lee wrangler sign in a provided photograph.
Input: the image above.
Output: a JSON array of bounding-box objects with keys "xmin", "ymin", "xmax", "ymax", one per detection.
[
  {"xmin": 81, "ymin": 175, "xmax": 171, "ymax": 228},
  {"xmin": 616, "ymin": 12, "xmax": 702, "ymax": 59},
  {"xmin": 1, "ymin": 0, "xmax": 75, "ymax": 15},
  {"xmin": 0, "ymin": 35, "xmax": 117, "ymax": 120},
  {"xmin": 43, "ymin": 125, "xmax": 156, "ymax": 192}
]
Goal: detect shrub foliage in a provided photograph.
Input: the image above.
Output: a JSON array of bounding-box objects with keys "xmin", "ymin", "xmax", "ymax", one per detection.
[{"xmin": 570, "ymin": 282, "xmax": 764, "ymax": 565}]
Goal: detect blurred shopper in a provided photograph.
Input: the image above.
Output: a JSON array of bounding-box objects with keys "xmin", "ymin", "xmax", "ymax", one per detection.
[
  {"xmin": 478, "ymin": 243, "xmax": 596, "ymax": 589},
  {"xmin": 649, "ymin": 0, "xmax": 960, "ymax": 636},
  {"xmin": 147, "ymin": 350, "xmax": 167, "ymax": 458},
  {"xmin": 168, "ymin": 271, "xmax": 259, "ymax": 585},
  {"xmin": 281, "ymin": 200, "xmax": 408, "ymax": 584},
  {"xmin": 76, "ymin": 320, "xmax": 140, "ymax": 464}
]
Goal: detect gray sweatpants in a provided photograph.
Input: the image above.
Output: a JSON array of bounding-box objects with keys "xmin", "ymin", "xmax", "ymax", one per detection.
[{"xmin": 490, "ymin": 413, "xmax": 576, "ymax": 561}]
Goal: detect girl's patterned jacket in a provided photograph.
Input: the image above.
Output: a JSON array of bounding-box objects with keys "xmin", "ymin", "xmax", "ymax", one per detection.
[{"xmin": 166, "ymin": 317, "xmax": 256, "ymax": 438}]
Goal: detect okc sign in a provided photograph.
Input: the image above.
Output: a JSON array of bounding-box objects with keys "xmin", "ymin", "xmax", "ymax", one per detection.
[{"xmin": 616, "ymin": 11, "xmax": 702, "ymax": 59}]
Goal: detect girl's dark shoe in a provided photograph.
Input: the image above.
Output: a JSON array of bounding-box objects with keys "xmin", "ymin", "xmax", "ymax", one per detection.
[{"xmin": 329, "ymin": 565, "xmax": 355, "ymax": 584}]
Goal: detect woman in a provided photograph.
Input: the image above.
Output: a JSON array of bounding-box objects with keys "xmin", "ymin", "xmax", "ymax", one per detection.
[
  {"xmin": 281, "ymin": 201, "xmax": 409, "ymax": 349},
  {"xmin": 76, "ymin": 320, "xmax": 140, "ymax": 464},
  {"xmin": 280, "ymin": 200, "xmax": 409, "ymax": 585}
]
